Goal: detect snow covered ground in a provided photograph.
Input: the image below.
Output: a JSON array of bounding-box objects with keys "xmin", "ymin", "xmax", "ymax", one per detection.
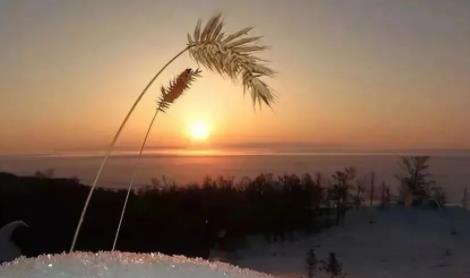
[
  {"xmin": 1, "ymin": 207, "xmax": 469, "ymax": 277},
  {"xmin": 0, "ymin": 252, "xmax": 272, "ymax": 278},
  {"xmin": 231, "ymin": 206, "xmax": 470, "ymax": 277}
]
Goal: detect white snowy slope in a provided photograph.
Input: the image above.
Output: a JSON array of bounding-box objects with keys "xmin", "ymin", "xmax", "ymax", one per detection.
[
  {"xmin": 232, "ymin": 206, "xmax": 470, "ymax": 278},
  {"xmin": 0, "ymin": 251, "xmax": 272, "ymax": 278}
]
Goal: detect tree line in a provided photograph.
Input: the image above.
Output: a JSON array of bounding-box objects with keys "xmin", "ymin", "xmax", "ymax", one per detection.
[{"xmin": 0, "ymin": 156, "xmax": 445, "ymax": 259}]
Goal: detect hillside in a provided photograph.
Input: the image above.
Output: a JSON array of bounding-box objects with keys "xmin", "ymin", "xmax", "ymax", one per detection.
[{"xmin": 232, "ymin": 206, "xmax": 470, "ymax": 277}]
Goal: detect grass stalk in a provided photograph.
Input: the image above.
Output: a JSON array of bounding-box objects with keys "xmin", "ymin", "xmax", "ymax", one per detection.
[
  {"xmin": 69, "ymin": 46, "xmax": 189, "ymax": 252},
  {"xmin": 71, "ymin": 14, "xmax": 275, "ymax": 252},
  {"xmin": 111, "ymin": 68, "xmax": 201, "ymax": 251},
  {"xmin": 111, "ymin": 109, "xmax": 159, "ymax": 251}
]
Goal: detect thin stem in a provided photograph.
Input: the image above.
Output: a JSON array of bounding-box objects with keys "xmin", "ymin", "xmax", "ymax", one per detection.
[
  {"xmin": 69, "ymin": 46, "xmax": 189, "ymax": 252},
  {"xmin": 112, "ymin": 109, "xmax": 159, "ymax": 251}
]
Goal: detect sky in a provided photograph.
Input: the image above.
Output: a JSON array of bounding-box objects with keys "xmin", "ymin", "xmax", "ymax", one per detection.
[{"xmin": 1, "ymin": 0, "xmax": 470, "ymax": 155}]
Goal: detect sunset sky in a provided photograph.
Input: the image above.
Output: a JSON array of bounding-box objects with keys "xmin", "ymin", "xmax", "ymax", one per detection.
[{"xmin": 1, "ymin": 0, "xmax": 470, "ymax": 155}]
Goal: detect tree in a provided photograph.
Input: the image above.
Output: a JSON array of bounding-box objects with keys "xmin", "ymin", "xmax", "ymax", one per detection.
[
  {"xmin": 369, "ymin": 172, "xmax": 375, "ymax": 207},
  {"xmin": 34, "ymin": 169, "xmax": 54, "ymax": 179},
  {"xmin": 322, "ymin": 252, "xmax": 346, "ymax": 278},
  {"xmin": 367, "ymin": 172, "xmax": 376, "ymax": 224},
  {"xmin": 396, "ymin": 156, "xmax": 435, "ymax": 206},
  {"xmin": 430, "ymin": 185, "xmax": 446, "ymax": 208},
  {"xmin": 329, "ymin": 167, "xmax": 356, "ymax": 225},
  {"xmin": 463, "ymin": 187, "xmax": 469, "ymax": 210},
  {"xmin": 353, "ymin": 179, "xmax": 365, "ymax": 209},
  {"xmin": 305, "ymin": 248, "xmax": 319, "ymax": 278},
  {"xmin": 379, "ymin": 182, "xmax": 391, "ymax": 210}
]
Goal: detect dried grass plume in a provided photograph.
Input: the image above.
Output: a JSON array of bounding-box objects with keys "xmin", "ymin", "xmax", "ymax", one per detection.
[
  {"xmin": 187, "ymin": 14, "xmax": 275, "ymax": 107},
  {"xmin": 157, "ymin": 68, "xmax": 202, "ymax": 112},
  {"xmin": 71, "ymin": 14, "xmax": 275, "ymax": 252}
]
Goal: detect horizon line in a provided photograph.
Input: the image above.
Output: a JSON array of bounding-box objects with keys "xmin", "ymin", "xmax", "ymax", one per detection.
[{"xmin": 2, "ymin": 147, "xmax": 470, "ymax": 159}]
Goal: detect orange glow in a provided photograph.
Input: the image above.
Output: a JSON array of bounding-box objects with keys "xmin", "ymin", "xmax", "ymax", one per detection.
[
  {"xmin": 1, "ymin": 1, "xmax": 470, "ymax": 155},
  {"xmin": 187, "ymin": 121, "xmax": 211, "ymax": 141}
]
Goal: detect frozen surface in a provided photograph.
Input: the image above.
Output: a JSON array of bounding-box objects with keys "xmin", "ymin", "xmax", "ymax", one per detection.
[
  {"xmin": 0, "ymin": 251, "xmax": 272, "ymax": 278},
  {"xmin": 232, "ymin": 206, "xmax": 470, "ymax": 278}
]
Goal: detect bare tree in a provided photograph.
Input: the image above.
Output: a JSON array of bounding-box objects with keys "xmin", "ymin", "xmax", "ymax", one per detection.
[
  {"xmin": 369, "ymin": 172, "xmax": 376, "ymax": 207},
  {"xmin": 354, "ymin": 179, "xmax": 365, "ymax": 209},
  {"xmin": 396, "ymin": 156, "xmax": 435, "ymax": 206},
  {"xmin": 380, "ymin": 182, "xmax": 391, "ymax": 209},
  {"xmin": 329, "ymin": 167, "xmax": 356, "ymax": 225},
  {"xmin": 305, "ymin": 248, "xmax": 319, "ymax": 278},
  {"xmin": 463, "ymin": 187, "xmax": 468, "ymax": 210}
]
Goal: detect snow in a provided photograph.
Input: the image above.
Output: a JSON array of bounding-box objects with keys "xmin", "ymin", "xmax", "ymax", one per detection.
[
  {"xmin": 2, "ymin": 207, "xmax": 470, "ymax": 277},
  {"xmin": 0, "ymin": 252, "xmax": 272, "ymax": 278},
  {"xmin": 231, "ymin": 206, "xmax": 470, "ymax": 277}
]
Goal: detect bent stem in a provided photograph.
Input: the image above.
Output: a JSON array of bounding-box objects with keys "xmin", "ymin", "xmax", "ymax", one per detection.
[
  {"xmin": 112, "ymin": 109, "xmax": 159, "ymax": 251},
  {"xmin": 69, "ymin": 46, "xmax": 189, "ymax": 252}
]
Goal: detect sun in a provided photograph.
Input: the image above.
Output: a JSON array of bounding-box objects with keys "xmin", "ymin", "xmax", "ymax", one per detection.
[{"xmin": 188, "ymin": 121, "xmax": 210, "ymax": 141}]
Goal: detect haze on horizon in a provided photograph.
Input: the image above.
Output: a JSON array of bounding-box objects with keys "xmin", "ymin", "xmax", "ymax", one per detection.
[{"xmin": 1, "ymin": 0, "xmax": 470, "ymax": 155}]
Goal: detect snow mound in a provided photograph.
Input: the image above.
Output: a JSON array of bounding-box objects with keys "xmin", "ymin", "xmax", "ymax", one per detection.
[{"xmin": 0, "ymin": 251, "xmax": 272, "ymax": 278}]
